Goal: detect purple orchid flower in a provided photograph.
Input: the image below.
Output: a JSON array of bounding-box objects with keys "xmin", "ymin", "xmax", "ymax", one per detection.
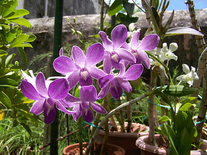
[
  {"xmin": 20, "ymin": 70, "xmax": 74, "ymax": 124},
  {"xmin": 53, "ymin": 43, "xmax": 106, "ymax": 89},
  {"xmin": 98, "ymin": 63, "xmax": 144, "ymax": 99},
  {"xmin": 64, "ymin": 85, "xmax": 107, "ymax": 122},
  {"xmin": 99, "ymin": 24, "xmax": 136, "ymax": 73},
  {"xmin": 123, "ymin": 31, "xmax": 160, "ymax": 69}
]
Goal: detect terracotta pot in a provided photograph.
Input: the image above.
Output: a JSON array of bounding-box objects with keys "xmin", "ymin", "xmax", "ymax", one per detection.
[
  {"xmin": 94, "ymin": 123, "xmax": 149, "ymax": 155},
  {"xmin": 136, "ymin": 134, "xmax": 207, "ymax": 155},
  {"xmin": 62, "ymin": 142, "xmax": 125, "ymax": 155}
]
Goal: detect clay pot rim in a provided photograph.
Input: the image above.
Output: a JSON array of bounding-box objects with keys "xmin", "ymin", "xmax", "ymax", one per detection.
[
  {"xmin": 62, "ymin": 142, "xmax": 125, "ymax": 155},
  {"xmin": 136, "ymin": 134, "xmax": 207, "ymax": 155}
]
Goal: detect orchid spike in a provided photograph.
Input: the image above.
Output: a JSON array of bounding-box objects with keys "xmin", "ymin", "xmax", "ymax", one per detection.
[
  {"xmin": 20, "ymin": 70, "xmax": 74, "ymax": 124},
  {"xmin": 127, "ymin": 31, "xmax": 160, "ymax": 69},
  {"xmin": 176, "ymin": 64, "xmax": 199, "ymax": 86},
  {"xmin": 64, "ymin": 85, "xmax": 107, "ymax": 122},
  {"xmin": 98, "ymin": 63, "xmax": 144, "ymax": 99},
  {"xmin": 99, "ymin": 24, "xmax": 136, "ymax": 73},
  {"xmin": 53, "ymin": 43, "xmax": 105, "ymax": 89}
]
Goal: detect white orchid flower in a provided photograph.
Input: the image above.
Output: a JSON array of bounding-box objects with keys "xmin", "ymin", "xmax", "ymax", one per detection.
[
  {"xmin": 176, "ymin": 64, "xmax": 199, "ymax": 86},
  {"xmin": 127, "ymin": 23, "xmax": 140, "ymax": 40},
  {"xmin": 162, "ymin": 42, "xmax": 178, "ymax": 61}
]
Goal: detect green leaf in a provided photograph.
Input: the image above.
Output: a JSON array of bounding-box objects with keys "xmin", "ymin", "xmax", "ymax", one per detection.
[
  {"xmin": 75, "ymin": 87, "xmax": 80, "ymax": 97},
  {"xmin": 20, "ymin": 123, "xmax": 31, "ymax": 136},
  {"xmin": 0, "ymin": 4, "xmax": 16, "ymax": 18},
  {"xmin": 0, "ymin": 90, "xmax": 12, "ymax": 108},
  {"xmin": 0, "ymin": 50, "xmax": 8, "ymax": 57},
  {"xmin": 6, "ymin": 9, "xmax": 29, "ymax": 19},
  {"xmin": 6, "ymin": 88, "xmax": 14, "ymax": 103},
  {"xmin": 163, "ymin": 85, "xmax": 197, "ymax": 97},
  {"xmin": 158, "ymin": 115, "xmax": 171, "ymax": 123},
  {"xmin": 150, "ymin": 0, "xmax": 159, "ymax": 10},
  {"xmin": 165, "ymin": 27, "xmax": 204, "ymax": 37},
  {"xmin": 162, "ymin": 10, "xmax": 174, "ymax": 34},
  {"xmin": 6, "ymin": 29, "xmax": 17, "ymax": 43},
  {"xmin": 19, "ymin": 110, "xmax": 38, "ymax": 127},
  {"xmin": 179, "ymin": 103, "xmax": 193, "ymax": 111},
  {"xmin": 9, "ymin": 18, "xmax": 32, "ymax": 28},
  {"xmin": 123, "ymin": 2, "xmax": 134, "ymax": 15},
  {"xmin": 108, "ymin": 0, "xmax": 123, "ymax": 16},
  {"xmin": 15, "ymin": 42, "xmax": 33, "ymax": 48},
  {"xmin": 0, "ymin": 77, "xmax": 18, "ymax": 86},
  {"xmin": 8, "ymin": 34, "xmax": 29, "ymax": 48},
  {"xmin": 17, "ymin": 47, "xmax": 27, "ymax": 66},
  {"xmin": 25, "ymin": 32, "xmax": 36, "ymax": 42},
  {"xmin": 5, "ymin": 53, "xmax": 15, "ymax": 67},
  {"xmin": 120, "ymin": 16, "xmax": 138, "ymax": 26}
]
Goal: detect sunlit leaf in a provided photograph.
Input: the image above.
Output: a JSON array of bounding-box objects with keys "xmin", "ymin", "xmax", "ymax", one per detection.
[
  {"xmin": 165, "ymin": 27, "xmax": 204, "ymax": 37},
  {"xmin": 6, "ymin": 9, "xmax": 29, "ymax": 19},
  {"xmin": 0, "ymin": 90, "xmax": 12, "ymax": 108},
  {"xmin": 108, "ymin": 0, "xmax": 123, "ymax": 16},
  {"xmin": 5, "ymin": 53, "xmax": 15, "ymax": 67},
  {"xmin": 25, "ymin": 32, "xmax": 36, "ymax": 42},
  {"xmin": 0, "ymin": 50, "xmax": 8, "ymax": 57},
  {"xmin": 8, "ymin": 34, "xmax": 29, "ymax": 48},
  {"xmin": 9, "ymin": 18, "xmax": 32, "ymax": 28}
]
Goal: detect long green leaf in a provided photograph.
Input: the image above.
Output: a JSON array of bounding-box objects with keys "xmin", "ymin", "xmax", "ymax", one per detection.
[
  {"xmin": 5, "ymin": 53, "xmax": 15, "ymax": 67},
  {"xmin": 0, "ymin": 77, "xmax": 18, "ymax": 86},
  {"xmin": 108, "ymin": 0, "xmax": 123, "ymax": 16},
  {"xmin": 0, "ymin": 90, "xmax": 12, "ymax": 108},
  {"xmin": 17, "ymin": 47, "xmax": 27, "ymax": 66},
  {"xmin": 1, "ymin": 4, "xmax": 16, "ymax": 18},
  {"xmin": 6, "ymin": 9, "xmax": 29, "ymax": 19},
  {"xmin": 165, "ymin": 27, "xmax": 204, "ymax": 37},
  {"xmin": 8, "ymin": 34, "xmax": 29, "ymax": 48},
  {"xmin": 15, "ymin": 43, "xmax": 33, "ymax": 48},
  {"xmin": 9, "ymin": 18, "xmax": 32, "ymax": 28}
]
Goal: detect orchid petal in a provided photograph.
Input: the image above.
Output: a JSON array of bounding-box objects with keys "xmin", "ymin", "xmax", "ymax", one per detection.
[
  {"xmin": 80, "ymin": 85, "xmax": 97, "ymax": 102},
  {"xmin": 68, "ymin": 70, "xmax": 80, "ymax": 89},
  {"xmin": 65, "ymin": 94, "xmax": 80, "ymax": 102},
  {"xmin": 98, "ymin": 83, "xmax": 111, "ymax": 99},
  {"xmin": 182, "ymin": 64, "xmax": 190, "ymax": 74},
  {"xmin": 48, "ymin": 78, "xmax": 69, "ymax": 100},
  {"xmin": 99, "ymin": 31, "xmax": 113, "ymax": 51},
  {"xmin": 91, "ymin": 102, "xmax": 107, "ymax": 114},
  {"xmin": 130, "ymin": 31, "xmax": 140, "ymax": 49},
  {"xmin": 30, "ymin": 99, "xmax": 45, "ymax": 115},
  {"xmin": 56, "ymin": 100, "xmax": 75, "ymax": 114},
  {"xmin": 59, "ymin": 48, "xmax": 63, "ymax": 56},
  {"xmin": 82, "ymin": 102, "xmax": 90, "ymax": 109},
  {"xmin": 118, "ymin": 48, "xmax": 136, "ymax": 63},
  {"xmin": 82, "ymin": 108, "xmax": 93, "ymax": 122},
  {"xmin": 87, "ymin": 66, "xmax": 106, "ymax": 79},
  {"xmin": 139, "ymin": 34, "xmax": 160, "ymax": 51},
  {"xmin": 44, "ymin": 107, "xmax": 56, "ymax": 124},
  {"xmin": 72, "ymin": 105, "xmax": 82, "ymax": 121},
  {"xmin": 36, "ymin": 72, "xmax": 48, "ymax": 97},
  {"xmin": 117, "ymin": 78, "xmax": 132, "ymax": 93},
  {"xmin": 123, "ymin": 64, "xmax": 143, "ymax": 80},
  {"xmin": 110, "ymin": 83, "xmax": 123, "ymax": 99},
  {"xmin": 53, "ymin": 56, "xmax": 77, "ymax": 74},
  {"xmin": 20, "ymin": 80, "xmax": 43, "ymax": 100},
  {"xmin": 98, "ymin": 74, "xmax": 114, "ymax": 88},
  {"xmin": 138, "ymin": 50, "xmax": 150, "ymax": 69},
  {"xmin": 103, "ymin": 55, "xmax": 112, "ymax": 74},
  {"xmin": 111, "ymin": 24, "xmax": 127, "ymax": 49},
  {"xmin": 121, "ymin": 42, "xmax": 131, "ymax": 51},
  {"xmin": 86, "ymin": 43, "xmax": 104, "ymax": 66},
  {"xmin": 79, "ymin": 69, "xmax": 93, "ymax": 86},
  {"xmin": 72, "ymin": 46, "xmax": 86, "ymax": 67}
]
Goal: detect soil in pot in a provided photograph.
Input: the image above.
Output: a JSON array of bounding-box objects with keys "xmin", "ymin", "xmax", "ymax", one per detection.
[
  {"xmin": 136, "ymin": 134, "xmax": 207, "ymax": 155},
  {"xmin": 94, "ymin": 122, "xmax": 149, "ymax": 155},
  {"xmin": 62, "ymin": 142, "xmax": 125, "ymax": 155}
]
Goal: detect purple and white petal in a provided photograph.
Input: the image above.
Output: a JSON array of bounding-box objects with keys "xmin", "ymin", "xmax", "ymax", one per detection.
[
  {"xmin": 53, "ymin": 56, "xmax": 78, "ymax": 74},
  {"xmin": 20, "ymin": 80, "xmax": 43, "ymax": 100},
  {"xmin": 48, "ymin": 78, "xmax": 69, "ymax": 100},
  {"xmin": 30, "ymin": 99, "xmax": 45, "ymax": 115},
  {"xmin": 117, "ymin": 78, "xmax": 132, "ymax": 93},
  {"xmin": 130, "ymin": 31, "xmax": 140, "ymax": 49},
  {"xmin": 80, "ymin": 85, "xmax": 97, "ymax": 102},
  {"xmin": 123, "ymin": 64, "xmax": 143, "ymax": 80},
  {"xmin": 64, "ymin": 94, "xmax": 80, "ymax": 102},
  {"xmin": 110, "ymin": 83, "xmax": 123, "ymax": 99},
  {"xmin": 72, "ymin": 46, "xmax": 86, "ymax": 68},
  {"xmin": 36, "ymin": 72, "xmax": 48, "ymax": 97},
  {"xmin": 98, "ymin": 83, "xmax": 111, "ymax": 99},
  {"xmin": 82, "ymin": 102, "xmax": 90, "ymax": 109},
  {"xmin": 56, "ymin": 100, "xmax": 75, "ymax": 114},
  {"xmin": 79, "ymin": 69, "xmax": 93, "ymax": 86},
  {"xmin": 103, "ymin": 55, "xmax": 112, "ymax": 74},
  {"xmin": 86, "ymin": 43, "xmax": 104, "ymax": 66},
  {"xmin": 59, "ymin": 48, "xmax": 63, "ymax": 56},
  {"xmin": 72, "ymin": 105, "xmax": 82, "ymax": 121},
  {"xmin": 138, "ymin": 50, "xmax": 151, "ymax": 69},
  {"xmin": 67, "ymin": 70, "xmax": 80, "ymax": 89},
  {"xmin": 82, "ymin": 108, "xmax": 93, "ymax": 122},
  {"xmin": 87, "ymin": 66, "xmax": 106, "ymax": 79},
  {"xmin": 90, "ymin": 102, "xmax": 107, "ymax": 114},
  {"xmin": 44, "ymin": 106, "xmax": 56, "ymax": 124},
  {"xmin": 118, "ymin": 48, "xmax": 136, "ymax": 63},
  {"xmin": 98, "ymin": 74, "xmax": 114, "ymax": 88},
  {"xmin": 111, "ymin": 24, "xmax": 127, "ymax": 49},
  {"xmin": 139, "ymin": 34, "xmax": 160, "ymax": 51},
  {"xmin": 99, "ymin": 31, "xmax": 113, "ymax": 51}
]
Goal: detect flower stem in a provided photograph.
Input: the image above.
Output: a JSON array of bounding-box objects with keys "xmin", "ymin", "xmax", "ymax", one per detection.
[{"xmin": 78, "ymin": 117, "xmax": 83, "ymax": 155}]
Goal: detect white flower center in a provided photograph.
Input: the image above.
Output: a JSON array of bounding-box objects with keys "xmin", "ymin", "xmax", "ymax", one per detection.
[
  {"xmin": 46, "ymin": 103, "xmax": 52, "ymax": 116},
  {"xmin": 111, "ymin": 53, "xmax": 119, "ymax": 62},
  {"xmin": 81, "ymin": 70, "xmax": 88, "ymax": 81}
]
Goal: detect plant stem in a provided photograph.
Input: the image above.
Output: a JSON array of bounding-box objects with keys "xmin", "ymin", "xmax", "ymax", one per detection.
[
  {"xmin": 86, "ymin": 91, "xmax": 155, "ymax": 154},
  {"xmin": 78, "ymin": 117, "xmax": 83, "ymax": 155},
  {"xmin": 127, "ymin": 92, "xmax": 132, "ymax": 133}
]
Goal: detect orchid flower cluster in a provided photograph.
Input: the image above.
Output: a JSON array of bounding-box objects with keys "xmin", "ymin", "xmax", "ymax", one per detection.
[{"xmin": 20, "ymin": 24, "xmax": 160, "ymax": 124}]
